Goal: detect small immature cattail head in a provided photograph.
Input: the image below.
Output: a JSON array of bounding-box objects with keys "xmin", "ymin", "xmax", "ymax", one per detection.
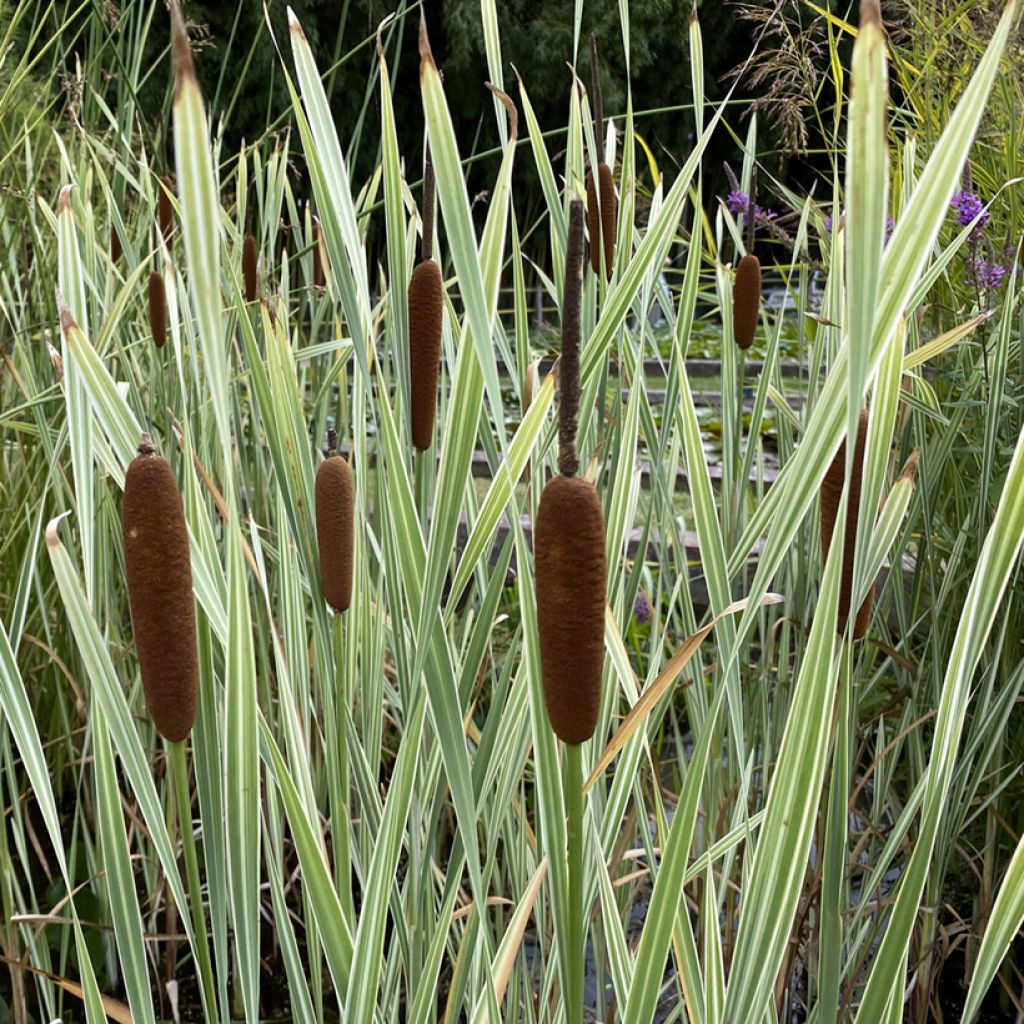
[
  {"xmin": 148, "ymin": 270, "xmax": 167, "ymax": 349},
  {"xmin": 733, "ymin": 253, "xmax": 761, "ymax": 351},
  {"xmin": 535, "ymin": 475, "xmax": 606, "ymax": 744},
  {"xmin": 122, "ymin": 436, "xmax": 198, "ymax": 742},
  {"xmin": 243, "ymin": 232, "xmax": 259, "ymax": 302},
  {"xmin": 158, "ymin": 175, "xmax": 175, "ymax": 242},
  {"xmin": 312, "ymin": 221, "xmax": 325, "ymax": 289},
  {"xmin": 820, "ymin": 410, "xmax": 873, "ymax": 639},
  {"xmin": 316, "ymin": 450, "xmax": 355, "ymax": 613},
  {"xmin": 408, "ymin": 258, "xmax": 444, "ymax": 451},
  {"xmin": 586, "ymin": 164, "xmax": 616, "ymax": 280},
  {"xmin": 111, "ymin": 224, "xmax": 122, "ymax": 263}
]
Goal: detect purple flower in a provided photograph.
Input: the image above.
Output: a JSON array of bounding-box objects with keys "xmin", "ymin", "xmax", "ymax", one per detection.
[
  {"xmin": 970, "ymin": 258, "xmax": 1006, "ymax": 290},
  {"xmin": 884, "ymin": 215, "xmax": 895, "ymax": 243},
  {"xmin": 951, "ymin": 191, "xmax": 989, "ymax": 232},
  {"xmin": 633, "ymin": 591, "xmax": 652, "ymax": 626},
  {"xmin": 726, "ymin": 190, "xmax": 748, "ymax": 215}
]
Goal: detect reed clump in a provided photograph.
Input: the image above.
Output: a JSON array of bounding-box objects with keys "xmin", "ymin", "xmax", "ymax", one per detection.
[
  {"xmin": 122, "ymin": 435, "xmax": 198, "ymax": 742},
  {"xmin": 820, "ymin": 410, "xmax": 873, "ymax": 639},
  {"xmin": 535, "ymin": 198, "xmax": 606, "ymax": 745},
  {"xmin": 316, "ymin": 433, "xmax": 354, "ymax": 613}
]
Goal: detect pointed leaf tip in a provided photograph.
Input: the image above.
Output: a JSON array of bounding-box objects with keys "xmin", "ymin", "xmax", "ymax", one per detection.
[
  {"xmin": 860, "ymin": 0, "xmax": 882, "ymax": 28},
  {"xmin": 418, "ymin": 9, "xmax": 434, "ymax": 65},
  {"xmin": 57, "ymin": 184, "xmax": 73, "ymax": 214},
  {"xmin": 169, "ymin": 0, "xmax": 196, "ymax": 89},
  {"xmin": 45, "ymin": 512, "xmax": 70, "ymax": 549}
]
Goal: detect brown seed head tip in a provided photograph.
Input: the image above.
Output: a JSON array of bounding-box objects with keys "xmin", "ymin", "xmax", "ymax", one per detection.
[
  {"xmin": 169, "ymin": 0, "xmax": 196, "ymax": 90},
  {"xmin": 897, "ymin": 448, "xmax": 921, "ymax": 486},
  {"xmin": 408, "ymin": 259, "xmax": 444, "ymax": 451},
  {"xmin": 122, "ymin": 449, "xmax": 198, "ymax": 742},
  {"xmin": 57, "ymin": 184, "xmax": 73, "ymax": 215},
  {"xmin": 316, "ymin": 455, "xmax": 355, "ymax": 613},
  {"xmin": 733, "ymin": 254, "xmax": 761, "ymax": 350},
  {"xmin": 535, "ymin": 476, "xmax": 606, "ymax": 745}
]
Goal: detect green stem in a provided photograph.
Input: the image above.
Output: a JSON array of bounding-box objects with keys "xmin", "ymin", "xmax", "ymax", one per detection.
[
  {"xmin": 563, "ymin": 742, "xmax": 585, "ymax": 1024},
  {"xmin": 169, "ymin": 740, "xmax": 220, "ymax": 1024}
]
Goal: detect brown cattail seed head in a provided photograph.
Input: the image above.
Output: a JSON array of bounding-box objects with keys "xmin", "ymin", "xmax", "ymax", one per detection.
[
  {"xmin": 111, "ymin": 224, "xmax": 122, "ymax": 263},
  {"xmin": 312, "ymin": 221, "xmax": 325, "ymax": 289},
  {"xmin": 586, "ymin": 164, "xmax": 616, "ymax": 279},
  {"xmin": 148, "ymin": 271, "xmax": 167, "ymax": 349},
  {"xmin": 122, "ymin": 439, "xmax": 198, "ymax": 742},
  {"xmin": 733, "ymin": 254, "xmax": 761, "ymax": 350},
  {"xmin": 535, "ymin": 475, "xmax": 606, "ymax": 744},
  {"xmin": 243, "ymin": 233, "xmax": 259, "ymax": 302},
  {"xmin": 316, "ymin": 453, "xmax": 355, "ymax": 613},
  {"xmin": 158, "ymin": 175, "xmax": 174, "ymax": 242},
  {"xmin": 408, "ymin": 258, "xmax": 444, "ymax": 451},
  {"xmin": 820, "ymin": 410, "xmax": 873, "ymax": 639}
]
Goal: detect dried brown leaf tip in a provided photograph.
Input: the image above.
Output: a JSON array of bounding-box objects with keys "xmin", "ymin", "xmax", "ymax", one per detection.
[
  {"xmin": 57, "ymin": 184, "xmax": 73, "ymax": 215},
  {"xmin": 122, "ymin": 434, "xmax": 198, "ymax": 742},
  {"xmin": 169, "ymin": 0, "xmax": 197, "ymax": 95},
  {"xmin": 897, "ymin": 448, "xmax": 921, "ymax": 485},
  {"xmin": 820, "ymin": 410, "xmax": 873, "ymax": 640},
  {"xmin": 860, "ymin": 0, "xmax": 883, "ymax": 29}
]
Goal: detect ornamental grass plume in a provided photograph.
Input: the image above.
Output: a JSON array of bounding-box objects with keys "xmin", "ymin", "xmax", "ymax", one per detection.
[
  {"xmin": 820, "ymin": 409, "xmax": 873, "ymax": 639},
  {"xmin": 122, "ymin": 435, "xmax": 198, "ymax": 742},
  {"xmin": 148, "ymin": 270, "xmax": 167, "ymax": 349},
  {"xmin": 585, "ymin": 35, "xmax": 615, "ymax": 280},
  {"xmin": 535, "ymin": 198, "xmax": 606, "ymax": 745},
  {"xmin": 243, "ymin": 232, "xmax": 259, "ymax": 302},
  {"xmin": 408, "ymin": 141, "xmax": 444, "ymax": 452},
  {"xmin": 316, "ymin": 430, "xmax": 355, "ymax": 614}
]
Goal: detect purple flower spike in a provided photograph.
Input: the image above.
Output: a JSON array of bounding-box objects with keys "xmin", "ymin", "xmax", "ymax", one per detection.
[
  {"xmin": 633, "ymin": 591, "xmax": 652, "ymax": 626},
  {"xmin": 971, "ymin": 258, "xmax": 1006, "ymax": 290},
  {"xmin": 726, "ymin": 190, "xmax": 748, "ymax": 215},
  {"xmin": 951, "ymin": 191, "xmax": 989, "ymax": 232}
]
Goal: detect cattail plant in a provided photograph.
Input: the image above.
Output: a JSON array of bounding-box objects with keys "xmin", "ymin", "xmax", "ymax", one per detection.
[
  {"xmin": 121, "ymin": 435, "xmax": 198, "ymax": 742},
  {"xmin": 733, "ymin": 175, "xmax": 761, "ymax": 351},
  {"xmin": 535, "ymin": 198, "xmax": 605, "ymax": 1024},
  {"xmin": 820, "ymin": 409, "xmax": 873, "ymax": 639},
  {"xmin": 585, "ymin": 35, "xmax": 616, "ymax": 280},
  {"xmin": 408, "ymin": 143, "xmax": 444, "ymax": 451},
  {"xmin": 158, "ymin": 174, "xmax": 175, "ymax": 242},
  {"xmin": 148, "ymin": 269, "xmax": 167, "ymax": 349},
  {"xmin": 316, "ymin": 429, "xmax": 354, "ymax": 613},
  {"xmin": 243, "ymin": 232, "xmax": 259, "ymax": 302}
]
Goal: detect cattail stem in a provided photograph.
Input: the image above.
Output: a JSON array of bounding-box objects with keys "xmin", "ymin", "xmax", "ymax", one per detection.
[
  {"xmin": 422, "ymin": 142, "xmax": 436, "ymax": 264},
  {"xmin": 559, "ymin": 200, "xmax": 585, "ymax": 477},
  {"xmin": 746, "ymin": 167, "xmax": 757, "ymax": 254},
  {"xmin": 168, "ymin": 740, "xmax": 219, "ymax": 1022},
  {"xmin": 563, "ymin": 741, "xmax": 585, "ymax": 1024},
  {"xmin": 590, "ymin": 34, "xmax": 604, "ymax": 164}
]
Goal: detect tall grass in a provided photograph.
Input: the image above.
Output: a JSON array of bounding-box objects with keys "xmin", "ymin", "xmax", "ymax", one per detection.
[{"xmin": 1, "ymin": 1, "xmax": 1023, "ymax": 1022}]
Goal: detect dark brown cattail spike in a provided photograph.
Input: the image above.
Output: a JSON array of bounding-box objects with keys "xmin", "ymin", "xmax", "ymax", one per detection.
[
  {"xmin": 158, "ymin": 175, "xmax": 175, "ymax": 242},
  {"xmin": 558, "ymin": 201, "xmax": 585, "ymax": 478},
  {"xmin": 733, "ymin": 254, "xmax": 761, "ymax": 351},
  {"xmin": 122, "ymin": 435, "xmax": 198, "ymax": 742},
  {"xmin": 408, "ymin": 144, "xmax": 444, "ymax": 451},
  {"xmin": 111, "ymin": 224, "xmax": 122, "ymax": 263},
  {"xmin": 243, "ymin": 232, "xmax": 259, "ymax": 302},
  {"xmin": 585, "ymin": 34, "xmax": 616, "ymax": 280},
  {"xmin": 536, "ymin": 199, "xmax": 606, "ymax": 746},
  {"xmin": 820, "ymin": 410, "xmax": 874, "ymax": 640},
  {"xmin": 148, "ymin": 270, "xmax": 167, "ymax": 349},
  {"xmin": 316, "ymin": 443, "xmax": 355, "ymax": 613},
  {"xmin": 312, "ymin": 220, "xmax": 325, "ymax": 289}
]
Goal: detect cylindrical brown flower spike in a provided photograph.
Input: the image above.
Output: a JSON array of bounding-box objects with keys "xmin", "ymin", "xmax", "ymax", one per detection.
[
  {"xmin": 820, "ymin": 410, "xmax": 874, "ymax": 639},
  {"xmin": 110, "ymin": 224, "xmax": 122, "ymax": 263},
  {"xmin": 148, "ymin": 270, "xmax": 167, "ymax": 349},
  {"xmin": 243, "ymin": 232, "xmax": 259, "ymax": 302},
  {"xmin": 312, "ymin": 220, "xmax": 325, "ymax": 289},
  {"xmin": 408, "ymin": 143, "xmax": 444, "ymax": 451},
  {"xmin": 536, "ymin": 199, "xmax": 606, "ymax": 745},
  {"xmin": 122, "ymin": 436, "xmax": 198, "ymax": 742},
  {"xmin": 733, "ymin": 253, "xmax": 761, "ymax": 350},
  {"xmin": 316, "ymin": 432, "xmax": 354, "ymax": 613},
  {"xmin": 158, "ymin": 175, "xmax": 175, "ymax": 242}
]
